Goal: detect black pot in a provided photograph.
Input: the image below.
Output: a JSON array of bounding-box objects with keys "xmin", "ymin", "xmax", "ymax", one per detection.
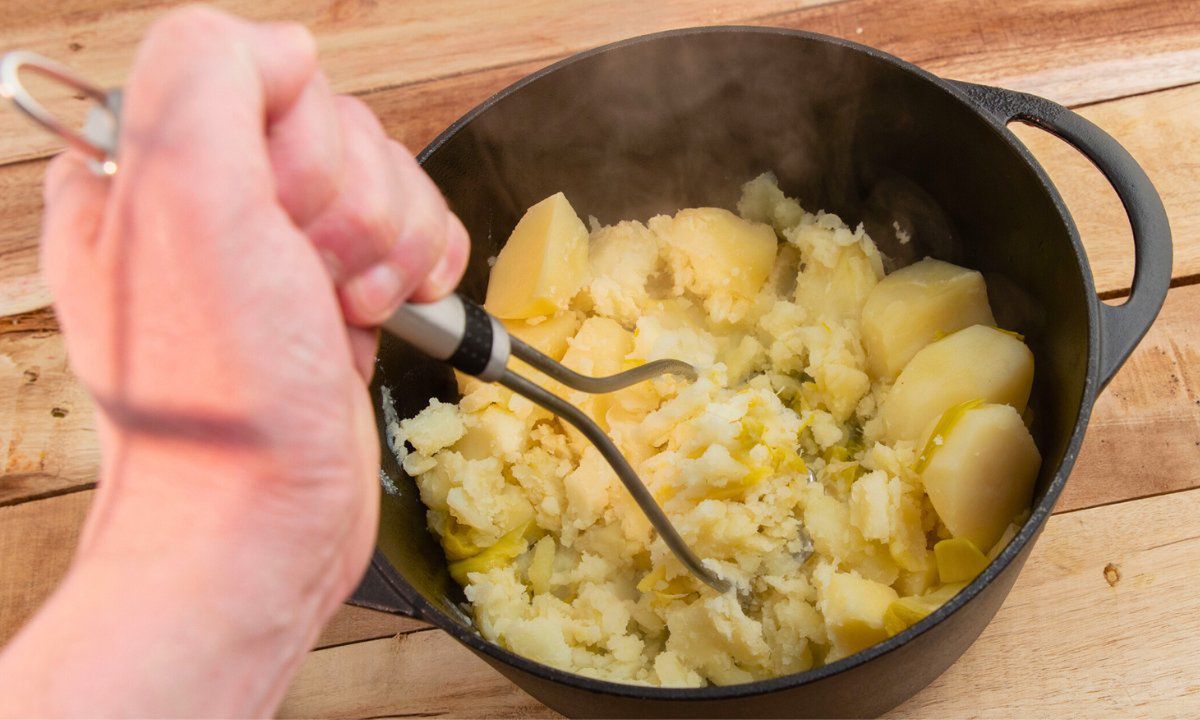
[{"xmin": 351, "ymin": 27, "xmax": 1171, "ymax": 718}]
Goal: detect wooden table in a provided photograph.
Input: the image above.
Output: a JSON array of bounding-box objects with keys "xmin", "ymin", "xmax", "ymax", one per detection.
[{"xmin": 2, "ymin": 1, "xmax": 1198, "ymax": 717}]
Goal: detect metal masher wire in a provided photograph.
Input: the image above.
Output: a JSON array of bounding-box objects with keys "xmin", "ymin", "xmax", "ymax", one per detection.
[{"xmin": 0, "ymin": 49, "xmax": 734, "ymax": 594}]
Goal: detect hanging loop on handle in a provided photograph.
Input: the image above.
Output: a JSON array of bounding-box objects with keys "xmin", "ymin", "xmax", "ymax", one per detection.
[{"xmin": 0, "ymin": 50, "xmax": 121, "ymax": 176}]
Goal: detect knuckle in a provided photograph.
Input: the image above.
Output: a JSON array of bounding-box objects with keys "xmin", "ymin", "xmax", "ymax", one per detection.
[
  {"xmin": 335, "ymin": 95, "xmax": 385, "ymax": 138},
  {"xmin": 341, "ymin": 191, "xmax": 398, "ymax": 252}
]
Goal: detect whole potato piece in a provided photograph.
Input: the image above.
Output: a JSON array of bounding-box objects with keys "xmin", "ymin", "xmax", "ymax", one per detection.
[
  {"xmin": 503, "ymin": 311, "xmax": 583, "ymax": 360},
  {"xmin": 822, "ymin": 571, "xmax": 899, "ymax": 660},
  {"xmin": 882, "ymin": 324, "xmax": 1034, "ymax": 443},
  {"xmin": 921, "ymin": 403, "xmax": 1041, "ymax": 550},
  {"xmin": 861, "ymin": 258, "xmax": 995, "ymax": 380},
  {"xmin": 485, "ymin": 192, "xmax": 589, "ymax": 319}
]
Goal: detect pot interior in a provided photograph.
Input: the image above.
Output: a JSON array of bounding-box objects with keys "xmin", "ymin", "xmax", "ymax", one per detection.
[{"xmin": 372, "ymin": 28, "xmax": 1091, "ymax": 645}]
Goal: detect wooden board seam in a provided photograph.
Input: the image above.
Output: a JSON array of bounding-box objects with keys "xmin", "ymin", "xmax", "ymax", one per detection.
[
  {"xmin": 0, "ymin": 481, "xmax": 94, "ymax": 509},
  {"xmin": 319, "ymin": 625, "xmax": 436, "ymax": 650},
  {"xmin": 1053, "ymin": 480, "xmax": 1200, "ymax": 517},
  {"xmin": 1072, "ymin": 79, "xmax": 1200, "ymax": 111}
]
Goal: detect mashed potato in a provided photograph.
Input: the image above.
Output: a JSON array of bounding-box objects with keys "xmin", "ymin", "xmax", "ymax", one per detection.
[{"xmin": 389, "ymin": 174, "xmax": 1038, "ymax": 686}]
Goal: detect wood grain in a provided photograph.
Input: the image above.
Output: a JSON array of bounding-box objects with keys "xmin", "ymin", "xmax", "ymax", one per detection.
[
  {"xmin": 280, "ymin": 627, "xmax": 548, "ymax": 720},
  {"xmin": 1010, "ymin": 83, "xmax": 1200, "ymax": 298},
  {"xmin": 277, "ymin": 487, "xmax": 1200, "ymax": 718},
  {"xmin": 1057, "ymin": 285, "xmax": 1200, "ymax": 512},
  {"xmin": 0, "ymin": 329, "xmax": 96, "ymax": 506},
  {"xmin": 782, "ymin": 0, "xmax": 1200, "ymax": 107},
  {"xmin": 0, "ymin": 0, "xmax": 811, "ymax": 166},
  {"xmin": 0, "ymin": 161, "xmax": 50, "ymax": 316},
  {"xmin": 0, "ymin": 487, "xmax": 424, "ymax": 648},
  {"xmin": 0, "ymin": 490, "xmax": 91, "ymax": 648},
  {"xmin": 3, "ymin": 0, "xmax": 1198, "ymax": 167},
  {"xmin": 5, "ymin": 75, "xmax": 1199, "ymax": 317},
  {"xmin": 312, "ymin": 604, "xmax": 426, "ymax": 649}
]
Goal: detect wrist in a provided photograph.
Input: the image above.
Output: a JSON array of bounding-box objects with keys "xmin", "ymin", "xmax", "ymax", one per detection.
[{"xmin": 32, "ymin": 430, "xmax": 362, "ymax": 715}]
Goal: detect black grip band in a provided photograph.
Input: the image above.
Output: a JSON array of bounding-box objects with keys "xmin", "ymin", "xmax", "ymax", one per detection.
[{"xmin": 447, "ymin": 298, "xmax": 493, "ymax": 376}]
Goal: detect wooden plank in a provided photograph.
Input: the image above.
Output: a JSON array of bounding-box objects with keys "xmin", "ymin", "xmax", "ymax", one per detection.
[
  {"xmin": 780, "ymin": 0, "xmax": 1200, "ymax": 107},
  {"xmin": 1010, "ymin": 84, "xmax": 1200, "ymax": 299},
  {"xmin": 316, "ymin": 604, "xmax": 426, "ymax": 650},
  {"xmin": 0, "ymin": 161, "xmax": 51, "ymax": 317},
  {"xmin": 3, "ymin": 0, "xmax": 1197, "ymax": 168},
  {"xmin": 280, "ymin": 627, "xmax": 547, "ymax": 720},
  {"xmin": 278, "ymin": 487, "xmax": 1200, "ymax": 718},
  {"xmin": 0, "ymin": 487, "xmax": 424, "ymax": 649},
  {"xmin": 0, "ymin": 0, "xmax": 810, "ymax": 167},
  {"xmin": 1057, "ymin": 284, "xmax": 1200, "ymax": 513},
  {"xmin": 0, "ymin": 489, "xmax": 92, "ymax": 648},
  {"xmin": 0, "ymin": 327, "xmax": 97, "ymax": 506}
]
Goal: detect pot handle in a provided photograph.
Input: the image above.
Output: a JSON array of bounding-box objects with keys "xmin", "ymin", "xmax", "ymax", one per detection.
[
  {"xmin": 347, "ymin": 550, "xmax": 424, "ymax": 618},
  {"xmin": 953, "ymin": 81, "xmax": 1172, "ymax": 387}
]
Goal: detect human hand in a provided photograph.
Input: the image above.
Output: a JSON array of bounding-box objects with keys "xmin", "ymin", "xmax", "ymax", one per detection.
[{"xmin": 0, "ymin": 5, "xmax": 467, "ymax": 716}]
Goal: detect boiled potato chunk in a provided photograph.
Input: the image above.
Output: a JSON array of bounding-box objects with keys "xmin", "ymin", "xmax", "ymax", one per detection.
[
  {"xmin": 882, "ymin": 582, "xmax": 968, "ymax": 636},
  {"xmin": 453, "ymin": 405, "xmax": 526, "ymax": 461},
  {"xmin": 934, "ymin": 538, "xmax": 989, "ymax": 584},
  {"xmin": 861, "ymin": 258, "xmax": 996, "ymax": 380},
  {"xmin": 503, "ymin": 311, "xmax": 582, "ymax": 360},
  {"xmin": 448, "ymin": 519, "xmax": 537, "ymax": 585},
  {"xmin": 484, "ymin": 192, "xmax": 589, "ymax": 319},
  {"xmin": 657, "ymin": 208, "xmax": 777, "ymax": 312},
  {"xmin": 822, "ymin": 572, "xmax": 899, "ymax": 657},
  {"xmin": 559, "ymin": 317, "xmax": 636, "ymax": 439},
  {"xmin": 883, "ymin": 324, "xmax": 1034, "ymax": 443},
  {"xmin": 921, "ymin": 404, "xmax": 1041, "ymax": 550},
  {"xmin": 562, "ymin": 316, "xmax": 635, "ymax": 378}
]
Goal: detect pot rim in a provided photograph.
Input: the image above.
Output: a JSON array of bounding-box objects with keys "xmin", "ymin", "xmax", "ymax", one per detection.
[{"xmin": 399, "ymin": 24, "xmax": 1103, "ymax": 701}]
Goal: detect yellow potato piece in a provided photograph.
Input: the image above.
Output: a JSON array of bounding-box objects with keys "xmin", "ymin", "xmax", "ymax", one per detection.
[
  {"xmin": 440, "ymin": 520, "xmax": 481, "ymax": 561},
  {"xmin": 448, "ymin": 519, "xmax": 537, "ymax": 585},
  {"xmin": 658, "ymin": 208, "xmax": 777, "ymax": 305},
  {"xmin": 883, "ymin": 324, "xmax": 1034, "ymax": 443},
  {"xmin": 861, "ymin": 258, "xmax": 996, "ymax": 380},
  {"xmin": 934, "ymin": 537, "xmax": 989, "ymax": 584},
  {"xmin": 527, "ymin": 535, "xmax": 556, "ymax": 594},
  {"xmin": 883, "ymin": 582, "xmax": 968, "ymax": 636},
  {"xmin": 921, "ymin": 403, "xmax": 1041, "ymax": 550},
  {"xmin": 894, "ymin": 548, "xmax": 939, "ymax": 597},
  {"xmin": 823, "ymin": 572, "xmax": 899, "ymax": 657},
  {"xmin": 503, "ymin": 311, "xmax": 583, "ymax": 360},
  {"xmin": 562, "ymin": 316, "xmax": 635, "ymax": 378},
  {"xmin": 452, "ymin": 404, "xmax": 526, "ymax": 461},
  {"xmin": 484, "ymin": 192, "xmax": 589, "ymax": 319}
]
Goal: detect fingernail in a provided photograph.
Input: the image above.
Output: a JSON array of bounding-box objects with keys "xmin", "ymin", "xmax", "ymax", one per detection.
[
  {"xmin": 428, "ymin": 215, "xmax": 469, "ymax": 291},
  {"xmin": 345, "ymin": 263, "xmax": 405, "ymax": 322},
  {"xmin": 424, "ymin": 254, "xmax": 457, "ymax": 298}
]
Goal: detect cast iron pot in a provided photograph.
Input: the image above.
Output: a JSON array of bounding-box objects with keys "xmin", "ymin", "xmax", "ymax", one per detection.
[{"xmin": 350, "ymin": 27, "xmax": 1171, "ymax": 718}]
